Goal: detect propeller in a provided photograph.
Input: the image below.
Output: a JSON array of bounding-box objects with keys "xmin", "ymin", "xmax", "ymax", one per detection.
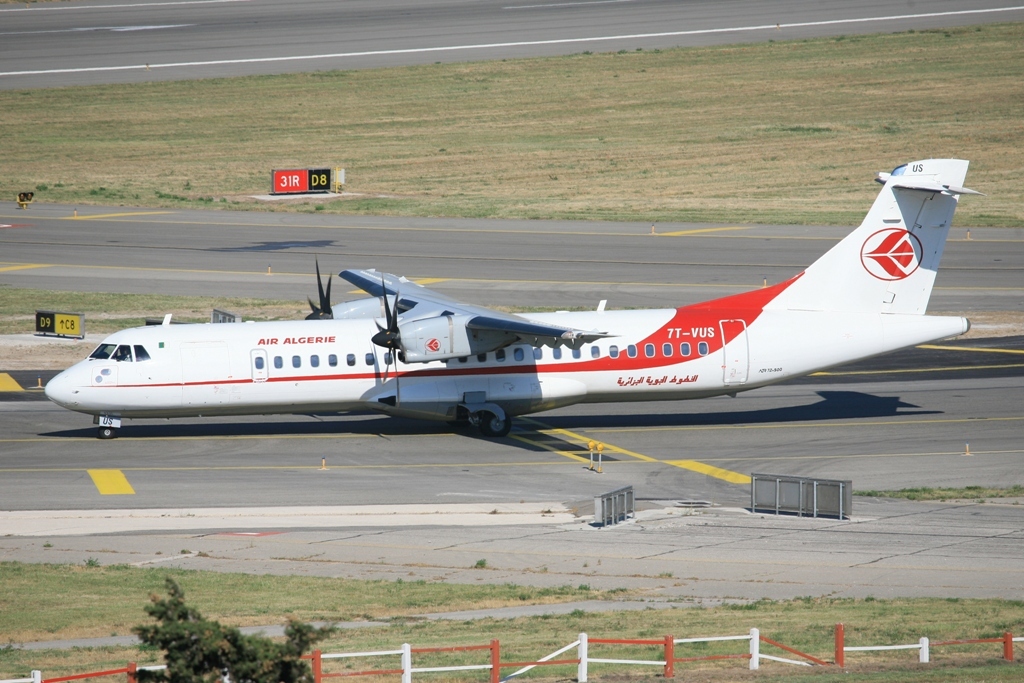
[
  {"xmin": 371, "ymin": 275, "xmax": 402, "ymax": 351},
  {"xmin": 305, "ymin": 258, "xmax": 333, "ymax": 320}
]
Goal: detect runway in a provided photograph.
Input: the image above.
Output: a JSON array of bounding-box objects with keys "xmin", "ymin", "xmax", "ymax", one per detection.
[
  {"xmin": 2, "ymin": 204, "xmax": 1023, "ymax": 600},
  {"xmin": 3, "ymin": 0, "xmax": 1024, "ymax": 89},
  {"xmin": 2, "ymin": 203, "xmax": 1022, "ymax": 312}
]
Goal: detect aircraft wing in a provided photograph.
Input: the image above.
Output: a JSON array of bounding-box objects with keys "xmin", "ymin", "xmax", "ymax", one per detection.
[{"xmin": 340, "ymin": 268, "xmax": 611, "ymax": 348}]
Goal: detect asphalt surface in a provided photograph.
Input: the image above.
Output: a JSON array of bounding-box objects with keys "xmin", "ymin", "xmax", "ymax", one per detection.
[
  {"xmin": 2, "ymin": 203, "xmax": 1022, "ymax": 312},
  {"xmin": 3, "ymin": 0, "xmax": 1024, "ymax": 89},
  {"xmin": 2, "ymin": 206, "xmax": 1023, "ymax": 604}
]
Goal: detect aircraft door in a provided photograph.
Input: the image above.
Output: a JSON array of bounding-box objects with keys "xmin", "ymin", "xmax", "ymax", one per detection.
[
  {"xmin": 720, "ymin": 319, "xmax": 749, "ymax": 385},
  {"xmin": 250, "ymin": 349, "xmax": 268, "ymax": 382},
  {"xmin": 181, "ymin": 341, "xmax": 232, "ymax": 406}
]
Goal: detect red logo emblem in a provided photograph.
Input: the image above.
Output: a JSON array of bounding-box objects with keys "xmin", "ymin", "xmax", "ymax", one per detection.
[
  {"xmin": 425, "ymin": 338, "xmax": 441, "ymax": 353},
  {"xmin": 860, "ymin": 228, "xmax": 923, "ymax": 281}
]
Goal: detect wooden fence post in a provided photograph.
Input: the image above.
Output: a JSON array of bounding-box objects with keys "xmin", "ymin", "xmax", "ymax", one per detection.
[
  {"xmin": 490, "ymin": 639, "xmax": 500, "ymax": 683},
  {"xmin": 312, "ymin": 649, "xmax": 321, "ymax": 683},
  {"xmin": 127, "ymin": 662, "xmax": 137, "ymax": 683},
  {"xmin": 835, "ymin": 623, "xmax": 845, "ymax": 668},
  {"xmin": 1004, "ymin": 632, "xmax": 1014, "ymax": 662},
  {"xmin": 663, "ymin": 635, "xmax": 674, "ymax": 678}
]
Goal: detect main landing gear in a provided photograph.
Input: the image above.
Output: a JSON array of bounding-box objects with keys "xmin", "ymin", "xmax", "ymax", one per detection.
[
  {"xmin": 477, "ymin": 410, "xmax": 512, "ymax": 438},
  {"xmin": 461, "ymin": 402, "xmax": 513, "ymax": 438}
]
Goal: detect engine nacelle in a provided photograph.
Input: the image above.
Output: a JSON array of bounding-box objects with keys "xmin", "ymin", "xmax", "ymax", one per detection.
[
  {"xmin": 400, "ymin": 314, "xmax": 515, "ymax": 362},
  {"xmin": 330, "ymin": 297, "xmax": 382, "ymax": 320}
]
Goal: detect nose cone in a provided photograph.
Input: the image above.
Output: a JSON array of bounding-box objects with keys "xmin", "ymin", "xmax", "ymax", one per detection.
[{"xmin": 44, "ymin": 369, "xmax": 77, "ymax": 408}]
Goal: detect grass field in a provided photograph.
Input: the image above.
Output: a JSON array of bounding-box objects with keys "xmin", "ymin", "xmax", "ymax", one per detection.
[
  {"xmin": 1, "ymin": 563, "xmax": 1022, "ymax": 682},
  {"xmin": 3, "ymin": 24, "xmax": 1023, "ymax": 227},
  {"xmin": 0, "ymin": 285, "xmax": 308, "ymax": 335}
]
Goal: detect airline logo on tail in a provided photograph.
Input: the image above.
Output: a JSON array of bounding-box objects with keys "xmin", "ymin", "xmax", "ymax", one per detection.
[{"xmin": 860, "ymin": 228, "xmax": 923, "ymax": 280}]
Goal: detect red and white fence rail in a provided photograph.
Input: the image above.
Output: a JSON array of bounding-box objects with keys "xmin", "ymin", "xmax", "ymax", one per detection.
[
  {"xmin": 835, "ymin": 622, "xmax": 1020, "ymax": 667},
  {"xmin": 4, "ymin": 625, "xmax": 1018, "ymax": 683}
]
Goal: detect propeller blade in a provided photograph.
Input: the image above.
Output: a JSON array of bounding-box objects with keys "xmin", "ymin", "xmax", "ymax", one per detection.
[
  {"xmin": 371, "ymin": 275, "xmax": 403, "ymax": 350},
  {"xmin": 306, "ymin": 258, "xmax": 333, "ymax": 320}
]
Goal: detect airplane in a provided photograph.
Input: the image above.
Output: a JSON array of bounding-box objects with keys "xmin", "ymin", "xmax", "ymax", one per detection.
[{"xmin": 45, "ymin": 159, "xmax": 980, "ymax": 440}]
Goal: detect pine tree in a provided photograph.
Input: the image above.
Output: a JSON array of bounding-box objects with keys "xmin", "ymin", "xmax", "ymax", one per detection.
[{"xmin": 134, "ymin": 578, "xmax": 335, "ymax": 683}]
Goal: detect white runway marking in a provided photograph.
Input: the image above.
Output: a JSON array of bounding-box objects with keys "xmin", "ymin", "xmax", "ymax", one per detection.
[
  {"xmin": 0, "ymin": 25, "xmax": 194, "ymax": 37},
  {"xmin": 0, "ymin": 0, "xmax": 249, "ymax": 11},
  {"xmin": 2, "ymin": 5, "xmax": 1023, "ymax": 78},
  {"xmin": 505, "ymin": 0, "xmax": 638, "ymax": 9}
]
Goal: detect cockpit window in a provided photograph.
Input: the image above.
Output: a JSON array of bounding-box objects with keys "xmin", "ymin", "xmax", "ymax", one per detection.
[
  {"xmin": 134, "ymin": 345, "xmax": 151, "ymax": 362},
  {"xmin": 89, "ymin": 344, "xmax": 117, "ymax": 360},
  {"xmin": 111, "ymin": 345, "xmax": 133, "ymax": 362}
]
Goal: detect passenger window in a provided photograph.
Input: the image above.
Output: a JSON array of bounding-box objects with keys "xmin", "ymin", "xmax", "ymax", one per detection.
[
  {"xmin": 329, "ymin": 354, "xmax": 338, "ymax": 367},
  {"xmin": 254, "ymin": 356, "xmax": 265, "ymax": 370},
  {"xmin": 477, "ymin": 353, "xmax": 487, "ymax": 362},
  {"xmin": 274, "ymin": 356, "xmax": 283, "ymax": 369},
  {"xmin": 591, "ymin": 346, "xmax": 600, "ymax": 359},
  {"xmin": 134, "ymin": 345, "xmax": 151, "ymax": 362},
  {"xmin": 347, "ymin": 353, "xmax": 356, "ymax": 367},
  {"xmin": 698, "ymin": 341, "xmax": 709, "ymax": 356},
  {"xmin": 644, "ymin": 343, "xmax": 655, "ymax": 358},
  {"xmin": 292, "ymin": 355, "xmax": 301, "ymax": 368},
  {"xmin": 496, "ymin": 349, "xmax": 506, "ymax": 362},
  {"xmin": 552, "ymin": 348, "xmax": 562, "ymax": 360},
  {"xmin": 609, "ymin": 345, "xmax": 619, "ymax": 358},
  {"xmin": 365, "ymin": 353, "xmax": 374, "ymax": 366},
  {"xmin": 112, "ymin": 345, "xmax": 133, "ymax": 362},
  {"xmin": 680, "ymin": 342, "xmax": 691, "ymax": 356},
  {"xmin": 572, "ymin": 348, "xmax": 581, "ymax": 359},
  {"xmin": 662, "ymin": 343, "xmax": 672, "ymax": 357},
  {"xmin": 90, "ymin": 344, "xmax": 117, "ymax": 360},
  {"xmin": 627, "ymin": 345, "xmax": 637, "ymax": 358},
  {"xmin": 310, "ymin": 355, "xmax": 319, "ymax": 368},
  {"xmin": 533, "ymin": 348, "xmax": 543, "ymax": 360},
  {"xmin": 514, "ymin": 348, "xmax": 524, "ymax": 361}
]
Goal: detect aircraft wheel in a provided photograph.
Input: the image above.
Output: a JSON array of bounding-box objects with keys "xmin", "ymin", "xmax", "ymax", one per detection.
[
  {"xmin": 478, "ymin": 411, "xmax": 511, "ymax": 438},
  {"xmin": 97, "ymin": 426, "xmax": 117, "ymax": 440}
]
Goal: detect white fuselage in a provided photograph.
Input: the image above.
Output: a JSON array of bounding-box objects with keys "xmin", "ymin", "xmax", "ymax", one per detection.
[{"xmin": 44, "ymin": 292, "xmax": 968, "ymax": 423}]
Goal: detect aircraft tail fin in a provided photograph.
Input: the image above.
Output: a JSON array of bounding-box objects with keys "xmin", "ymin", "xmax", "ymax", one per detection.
[{"xmin": 767, "ymin": 159, "xmax": 977, "ymax": 315}]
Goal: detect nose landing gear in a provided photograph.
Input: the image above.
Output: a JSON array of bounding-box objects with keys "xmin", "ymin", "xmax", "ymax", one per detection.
[{"xmin": 95, "ymin": 415, "xmax": 121, "ymax": 440}]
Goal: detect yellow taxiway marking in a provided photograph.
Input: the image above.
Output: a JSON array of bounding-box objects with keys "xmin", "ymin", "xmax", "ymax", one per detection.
[
  {"xmin": 811, "ymin": 362, "xmax": 1024, "ymax": 377},
  {"xmin": 0, "ymin": 461, "xmax": 585, "ymax": 474},
  {"xmin": 87, "ymin": 469, "xmax": 135, "ymax": 495},
  {"xmin": 0, "ymin": 373, "xmax": 24, "ymax": 392},
  {"xmin": 0, "ymin": 263, "xmax": 50, "ymax": 273},
  {"xmin": 520, "ymin": 417, "xmax": 750, "ymax": 484},
  {"xmin": 62, "ymin": 212, "xmax": 173, "ymax": 220},
  {"xmin": 664, "ymin": 460, "xmax": 751, "ymax": 484},
  {"xmin": 918, "ymin": 344, "xmax": 1024, "ymax": 355},
  {"xmin": 509, "ymin": 433, "xmax": 592, "ymax": 463},
  {"xmin": 586, "ymin": 415, "xmax": 1024, "ymax": 436},
  {"xmin": 657, "ymin": 226, "xmax": 751, "ymax": 237}
]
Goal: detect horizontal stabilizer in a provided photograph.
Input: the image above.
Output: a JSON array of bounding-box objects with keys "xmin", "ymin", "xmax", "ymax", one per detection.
[{"xmin": 876, "ymin": 172, "xmax": 983, "ymax": 196}]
